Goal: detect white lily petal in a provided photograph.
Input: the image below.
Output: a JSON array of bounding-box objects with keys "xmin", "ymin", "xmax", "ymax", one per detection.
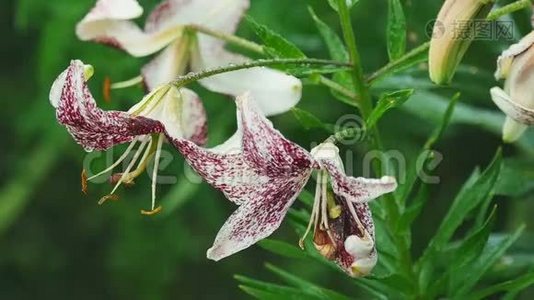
[
  {"xmin": 141, "ymin": 36, "xmax": 189, "ymax": 91},
  {"xmin": 490, "ymin": 87, "xmax": 534, "ymax": 126},
  {"xmin": 191, "ymin": 40, "xmax": 302, "ymax": 116},
  {"xmin": 76, "ymin": 0, "xmax": 182, "ymax": 57},
  {"xmin": 496, "ymin": 30, "xmax": 534, "ymax": 80},
  {"xmin": 503, "ymin": 117, "xmax": 528, "ymax": 143},
  {"xmin": 130, "ymin": 86, "xmax": 207, "ymax": 145},
  {"xmin": 145, "ymin": 0, "xmax": 249, "ymax": 38}
]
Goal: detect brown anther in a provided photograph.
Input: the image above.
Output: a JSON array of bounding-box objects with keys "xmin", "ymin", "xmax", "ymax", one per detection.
[
  {"xmin": 81, "ymin": 169, "xmax": 88, "ymax": 195},
  {"xmin": 98, "ymin": 194, "xmax": 119, "ymax": 205},
  {"xmin": 102, "ymin": 76, "xmax": 112, "ymax": 102},
  {"xmin": 313, "ymin": 229, "xmax": 336, "ymax": 260},
  {"xmin": 141, "ymin": 206, "xmax": 163, "ymax": 216}
]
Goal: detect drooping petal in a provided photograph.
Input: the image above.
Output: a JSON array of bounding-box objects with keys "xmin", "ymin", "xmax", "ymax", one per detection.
[
  {"xmin": 190, "ymin": 39, "xmax": 302, "ymax": 116},
  {"xmin": 311, "ymin": 142, "xmax": 397, "ymax": 203},
  {"xmin": 128, "ymin": 86, "xmax": 207, "ymax": 145},
  {"xmin": 172, "ymin": 94, "xmax": 314, "ymax": 260},
  {"xmin": 50, "ymin": 60, "xmax": 165, "ymax": 151},
  {"xmin": 490, "ymin": 87, "xmax": 534, "ymax": 125},
  {"xmin": 76, "ymin": 0, "xmax": 182, "ymax": 57},
  {"xmin": 145, "ymin": 0, "xmax": 249, "ymax": 40},
  {"xmin": 496, "ymin": 31, "xmax": 534, "ymax": 80},
  {"xmin": 206, "ymin": 178, "xmax": 309, "ymax": 261}
]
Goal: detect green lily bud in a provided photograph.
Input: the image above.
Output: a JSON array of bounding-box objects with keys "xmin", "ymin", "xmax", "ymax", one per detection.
[
  {"xmin": 429, "ymin": 0, "xmax": 494, "ymax": 85},
  {"xmin": 491, "ymin": 31, "xmax": 534, "ymax": 143}
]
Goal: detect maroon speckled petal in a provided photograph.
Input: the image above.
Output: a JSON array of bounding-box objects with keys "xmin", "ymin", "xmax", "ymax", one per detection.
[
  {"xmin": 50, "ymin": 60, "xmax": 164, "ymax": 151},
  {"xmin": 172, "ymin": 94, "xmax": 314, "ymax": 260},
  {"xmin": 320, "ymin": 159, "xmax": 397, "ymax": 203}
]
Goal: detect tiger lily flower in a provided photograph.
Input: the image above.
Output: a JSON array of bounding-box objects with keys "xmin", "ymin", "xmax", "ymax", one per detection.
[
  {"xmin": 76, "ymin": 0, "xmax": 302, "ymax": 116},
  {"xmin": 176, "ymin": 94, "xmax": 397, "ymax": 276},
  {"xmin": 50, "ymin": 60, "xmax": 206, "ymax": 213},
  {"xmin": 491, "ymin": 31, "xmax": 534, "ymax": 142}
]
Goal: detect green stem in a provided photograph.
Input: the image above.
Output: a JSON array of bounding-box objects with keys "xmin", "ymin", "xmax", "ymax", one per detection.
[
  {"xmin": 367, "ymin": 41, "xmax": 430, "ymax": 84},
  {"xmin": 487, "ymin": 0, "xmax": 532, "ymax": 20},
  {"xmin": 336, "ymin": 0, "xmax": 372, "ymax": 115},
  {"xmin": 172, "ymin": 58, "xmax": 352, "ymax": 87},
  {"xmin": 319, "ymin": 76, "xmax": 358, "ymax": 100}
]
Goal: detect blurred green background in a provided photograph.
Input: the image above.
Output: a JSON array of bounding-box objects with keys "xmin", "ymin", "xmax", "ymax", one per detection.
[{"xmin": 2, "ymin": 0, "xmax": 534, "ymax": 298}]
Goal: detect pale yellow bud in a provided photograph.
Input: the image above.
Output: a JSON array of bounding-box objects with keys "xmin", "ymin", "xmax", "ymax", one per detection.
[{"xmin": 429, "ymin": 0, "xmax": 494, "ymax": 85}]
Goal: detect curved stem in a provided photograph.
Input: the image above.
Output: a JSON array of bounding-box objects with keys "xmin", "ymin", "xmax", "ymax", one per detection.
[
  {"xmin": 171, "ymin": 58, "xmax": 352, "ymax": 87},
  {"xmin": 367, "ymin": 42, "xmax": 430, "ymax": 84},
  {"xmin": 487, "ymin": 0, "xmax": 532, "ymax": 20},
  {"xmin": 336, "ymin": 0, "xmax": 372, "ymax": 116}
]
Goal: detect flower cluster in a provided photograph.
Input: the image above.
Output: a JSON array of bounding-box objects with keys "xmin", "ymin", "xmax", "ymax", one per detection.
[{"xmin": 49, "ymin": 0, "xmax": 398, "ymax": 276}]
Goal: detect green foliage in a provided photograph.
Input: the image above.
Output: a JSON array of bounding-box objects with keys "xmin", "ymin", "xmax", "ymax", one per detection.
[
  {"xmin": 366, "ymin": 89, "xmax": 414, "ymax": 129},
  {"xmin": 4, "ymin": 0, "xmax": 534, "ymax": 299},
  {"xmin": 386, "ymin": 0, "xmax": 407, "ymax": 61}
]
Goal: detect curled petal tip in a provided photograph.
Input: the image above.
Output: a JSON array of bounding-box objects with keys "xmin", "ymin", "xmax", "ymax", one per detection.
[{"xmin": 502, "ymin": 117, "xmax": 528, "ymax": 143}]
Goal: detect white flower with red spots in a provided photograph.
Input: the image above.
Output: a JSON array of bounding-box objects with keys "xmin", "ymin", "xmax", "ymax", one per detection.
[
  {"xmin": 177, "ymin": 95, "xmax": 397, "ymax": 277},
  {"xmin": 491, "ymin": 31, "xmax": 534, "ymax": 143},
  {"xmin": 76, "ymin": 0, "xmax": 302, "ymax": 116},
  {"xmin": 50, "ymin": 60, "xmax": 206, "ymax": 213}
]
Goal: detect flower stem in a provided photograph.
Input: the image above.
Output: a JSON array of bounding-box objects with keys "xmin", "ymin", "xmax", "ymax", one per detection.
[
  {"xmin": 172, "ymin": 58, "xmax": 352, "ymax": 87},
  {"xmin": 336, "ymin": 0, "xmax": 372, "ymax": 115},
  {"xmin": 367, "ymin": 41, "xmax": 430, "ymax": 84},
  {"xmin": 487, "ymin": 0, "xmax": 532, "ymax": 20}
]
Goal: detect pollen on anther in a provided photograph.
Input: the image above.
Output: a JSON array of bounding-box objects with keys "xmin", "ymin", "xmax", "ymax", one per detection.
[
  {"xmin": 140, "ymin": 205, "xmax": 163, "ymax": 216},
  {"xmin": 103, "ymin": 77, "xmax": 112, "ymax": 102},
  {"xmin": 98, "ymin": 194, "xmax": 120, "ymax": 205},
  {"xmin": 81, "ymin": 169, "xmax": 88, "ymax": 195}
]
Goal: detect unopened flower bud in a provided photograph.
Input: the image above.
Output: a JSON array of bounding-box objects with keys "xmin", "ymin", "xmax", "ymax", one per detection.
[
  {"xmin": 344, "ymin": 235, "xmax": 374, "ymax": 258},
  {"xmin": 351, "ymin": 255, "xmax": 378, "ymax": 277},
  {"xmin": 429, "ymin": 0, "xmax": 494, "ymax": 85},
  {"xmin": 491, "ymin": 31, "xmax": 534, "ymax": 142}
]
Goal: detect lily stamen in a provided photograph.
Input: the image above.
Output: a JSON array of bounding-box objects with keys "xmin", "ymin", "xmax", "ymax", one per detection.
[
  {"xmin": 110, "ymin": 75, "xmax": 143, "ymax": 90},
  {"xmin": 149, "ymin": 134, "xmax": 165, "ymax": 213},
  {"xmin": 87, "ymin": 140, "xmax": 139, "ymax": 181},
  {"xmin": 109, "ymin": 139, "xmax": 150, "ymax": 196}
]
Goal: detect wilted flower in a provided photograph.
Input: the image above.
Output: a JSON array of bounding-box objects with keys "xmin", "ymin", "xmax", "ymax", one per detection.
[
  {"xmin": 491, "ymin": 31, "xmax": 534, "ymax": 142},
  {"xmin": 428, "ymin": 0, "xmax": 494, "ymax": 85},
  {"xmin": 76, "ymin": 0, "xmax": 302, "ymax": 115},
  {"xmin": 50, "ymin": 60, "xmax": 206, "ymax": 213},
  {"xmin": 176, "ymin": 94, "xmax": 397, "ymax": 276}
]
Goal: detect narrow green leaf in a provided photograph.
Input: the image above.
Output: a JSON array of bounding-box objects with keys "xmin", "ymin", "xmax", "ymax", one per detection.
[
  {"xmin": 235, "ymin": 275, "xmax": 322, "ymax": 299},
  {"xmin": 308, "ymin": 7, "xmax": 348, "ymax": 61},
  {"xmin": 386, "ymin": 0, "xmax": 407, "ymax": 60},
  {"xmin": 495, "ymin": 158, "xmax": 534, "ymax": 197},
  {"xmin": 453, "ymin": 226, "xmax": 526, "ymax": 296},
  {"xmin": 245, "ymin": 16, "xmax": 306, "ymax": 59},
  {"xmin": 291, "ymin": 107, "xmax": 330, "ymax": 131},
  {"xmin": 308, "ymin": 6, "xmax": 353, "ymax": 105},
  {"xmin": 427, "ymin": 149, "xmax": 502, "ymax": 252},
  {"xmin": 367, "ymin": 89, "xmax": 414, "ymax": 129},
  {"xmin": 266, "ymin": 264, "xmax": 351, "ymax": 300},
  {"xmin": 257, "ymin": 239, "xmax": 307, "ymax": 260},
  {"xmin": 467, "ymin": 272, "xmax": 534, "ymax": 300}
]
